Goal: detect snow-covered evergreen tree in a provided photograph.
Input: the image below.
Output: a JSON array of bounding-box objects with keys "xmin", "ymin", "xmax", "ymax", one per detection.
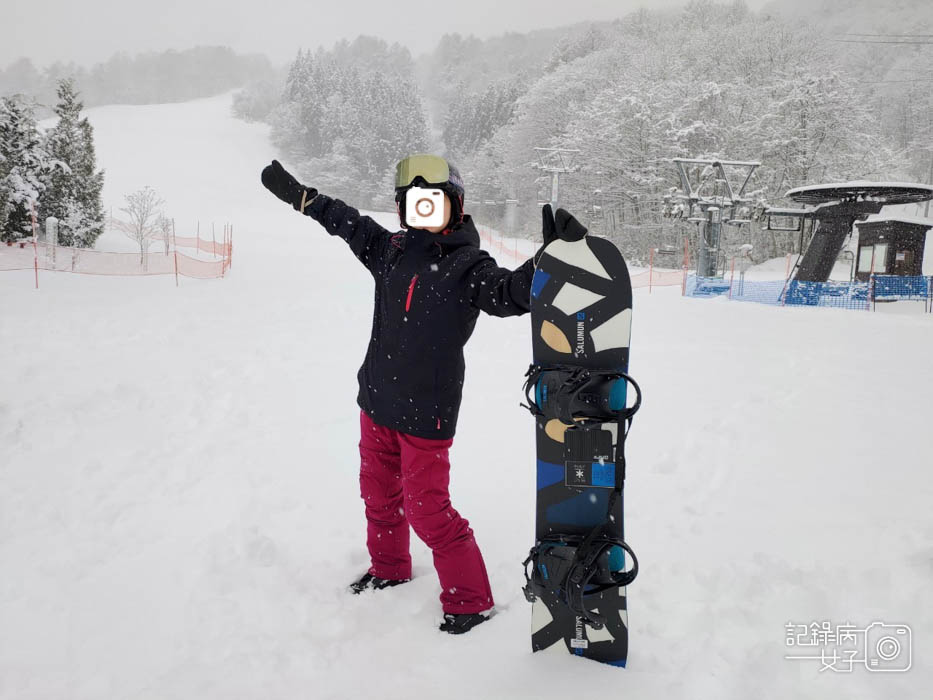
[
  {"xmin": 443, "ymin": 78, "xmax": 524, "ymax": 161},
  {"xmin": 270, "ymin": 43, "xmax": 429, "ymax": 207},
  {"xmin": 41, "ymin": 78, "xmax": 105, "ymax": 248},
  {"xmin": 77, "ymin": 116, "xmax": 105, "ymax": 244},
  {"xmin": 0, "ymin": 95, "xmax": 48, "ymax": 242}
]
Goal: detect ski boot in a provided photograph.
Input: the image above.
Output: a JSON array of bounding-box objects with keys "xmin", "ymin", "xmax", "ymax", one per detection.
[
  {"xmin": 439, "ymin": 610, "xmax": 492, "ymax": 635},
  {"xmin": 349, "ymin": 572, "xmax": 410, "ymax": 595}
]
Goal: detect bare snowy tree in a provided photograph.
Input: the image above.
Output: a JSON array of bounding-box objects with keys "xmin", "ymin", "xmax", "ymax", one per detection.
[
  {"xmin": 156, "ymin": 213, "xmax": 173, "ymax": 256},
  {"xmin": 120, "ymin": 186, "xmax": 164, "ymax": 267}
]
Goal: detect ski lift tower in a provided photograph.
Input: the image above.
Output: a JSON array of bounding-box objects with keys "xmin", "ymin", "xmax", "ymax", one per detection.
[
  {"xmin": 667, "ymin": 158, "xmax": 760, "ymax": 277},
  {"xmin": 534, "ymin": 147, "xmax": 581, "ymax": 210}
]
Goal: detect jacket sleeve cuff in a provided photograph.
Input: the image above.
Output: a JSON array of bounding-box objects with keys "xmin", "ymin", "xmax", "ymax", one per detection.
[{"xmin": 303, "ymin": 191, "xmax": 331, "ymax": 222}]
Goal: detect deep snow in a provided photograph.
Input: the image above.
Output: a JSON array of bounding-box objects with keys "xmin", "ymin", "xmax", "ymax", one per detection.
[{"xmin": 1, "ymin": 93, "xmax": 931, "ymax": 700}]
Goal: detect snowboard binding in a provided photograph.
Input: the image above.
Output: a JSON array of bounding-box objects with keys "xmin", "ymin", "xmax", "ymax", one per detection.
[
  {"xmin": 521, "ymin": 364, "xmax": 641, "ymax": 426},
  {"xmin": 522, "ymin": 531, "xmax": 638, "ymax": 629},
  {"xmin": 522, "ymin": 363, "xmax": 641, "ymax": 483}
]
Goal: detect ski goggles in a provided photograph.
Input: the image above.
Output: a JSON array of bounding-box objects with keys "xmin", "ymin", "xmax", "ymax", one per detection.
[{"xmin": 395, "ymin": 154, "xmax": 450, "ymax": 189}]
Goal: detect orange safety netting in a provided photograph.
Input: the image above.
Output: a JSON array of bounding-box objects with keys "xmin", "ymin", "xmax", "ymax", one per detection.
[
  {"xmin": 173, "ymin": 235, "xmax": 231, "ymax": 259},
  {"xmin": 630, "ymin": 268, "xmax": 686, "ymax": 290},
  {"xmin": 0, "ymin": 221, "xmax": 233, "ymax": 284},
  {"xmin": 476, "ymin": 224, "xmax": 530, "ymax": 265},
  {"xmin": 175, "ymin": 251, "xmax": 226, "ymax": 279},
  {"xmin": 0, "ymin": 242, "xmax": 37, "ymax": 272},
  {"xmin": 475, "ymin": 224, "xmax": 686, "ymax": 290}
]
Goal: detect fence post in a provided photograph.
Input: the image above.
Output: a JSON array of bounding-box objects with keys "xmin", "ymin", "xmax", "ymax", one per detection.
[
  {"xmin": 30, "ymin": 201, "xmax": 38, "ymax": 289},
  {"xmin": 649, "ymin": 248, "xmax": 654, "ymax": 294},
  {"xmin": 728, "ymin": 256, "xmax": 735, "ymax": 299},
  {"xmin": 681, "ymin": 236, "xmax": 689, "ymax": 296},
  {"xmin": 172, "ymin": 218, "xmax": 179, "ymax": 287}
]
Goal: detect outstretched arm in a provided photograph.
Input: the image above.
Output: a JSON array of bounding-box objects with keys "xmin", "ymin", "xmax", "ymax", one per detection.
[
  {"xmin": 465, "ymin": 205, "xmax": 587, "ymax": 317},
  {"xmin": 466, "ymin": 252, "xmax": 535, "ymax": 318},
  {"xmin": 261, "ymin": 159, "xmax": 390, "ymax": 271},
  {"xmin": 304, "ymin": 194, "xmax": 391, "ymax": 271}
]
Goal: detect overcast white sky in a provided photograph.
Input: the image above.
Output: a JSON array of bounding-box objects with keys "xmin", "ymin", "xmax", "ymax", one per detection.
[{"xmin": 2, "ymin": 0, "xmax": 771, "ymax": 68}]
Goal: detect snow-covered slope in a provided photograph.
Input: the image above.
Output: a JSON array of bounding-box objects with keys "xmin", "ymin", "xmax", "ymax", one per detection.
[{"xmin": 2, "ymin": 93, "xmax": 931, "ymax": 700}]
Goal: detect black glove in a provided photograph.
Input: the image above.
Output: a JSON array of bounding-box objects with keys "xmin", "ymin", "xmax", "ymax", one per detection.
[
  {"xmin": 535, "ymin": 204, "xmax": 588, "ymax": 263},
  {"xmin": 261, "ymin": 160, "xmax": 318, "ymax": 214}
]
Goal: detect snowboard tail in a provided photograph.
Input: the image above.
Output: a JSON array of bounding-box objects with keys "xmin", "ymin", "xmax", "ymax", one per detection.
[{"xmin": 523, "ymin": 235, "xmax": 639, "ymax": 666}]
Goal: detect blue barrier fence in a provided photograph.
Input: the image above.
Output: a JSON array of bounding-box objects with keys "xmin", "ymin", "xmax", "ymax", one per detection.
[
  {"xmin": 685, "ymin": 275, "xmax": 933, "ymax": 312},
  {"xmin": 872, "ymin": 275, "xmax": 931, "ymax": 301}
]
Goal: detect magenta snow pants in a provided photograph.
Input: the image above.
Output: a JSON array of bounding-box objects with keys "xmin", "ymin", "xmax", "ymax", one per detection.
[{"xmin": 357, "ymin": 411, "xmax": 494, "ymax": 614}]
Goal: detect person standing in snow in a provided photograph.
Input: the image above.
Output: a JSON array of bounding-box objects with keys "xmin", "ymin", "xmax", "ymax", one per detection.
[{"xmin": 261, "ymin": 154, "xmax": 579, "ymax": 634}]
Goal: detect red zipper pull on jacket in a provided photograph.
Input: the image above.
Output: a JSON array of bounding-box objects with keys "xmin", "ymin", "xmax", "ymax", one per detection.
[{"xmin": 405, "ymin": 274, "xmax": 419, "ymax": 312}]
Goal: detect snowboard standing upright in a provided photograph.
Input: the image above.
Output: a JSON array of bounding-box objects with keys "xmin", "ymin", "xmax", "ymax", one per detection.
[{"xmin": 521, "ymin": 227, "xmax": 639, "ymax": 667}]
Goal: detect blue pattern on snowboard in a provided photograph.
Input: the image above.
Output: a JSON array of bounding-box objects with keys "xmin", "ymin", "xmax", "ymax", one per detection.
[
  {"xmin": 530, "ymin": 270, "xmax": 551, "ymax": 298},
  {"xmin": 591, "ymin": 462, "xmax": 615, "ymax": 487},
  {"xmin": 545, "ymin": 488, "xmax": 610, "ymax": 528},
  {"xmin": 536, "ymin": 459, "xmax": 564, "ymax": 490}
]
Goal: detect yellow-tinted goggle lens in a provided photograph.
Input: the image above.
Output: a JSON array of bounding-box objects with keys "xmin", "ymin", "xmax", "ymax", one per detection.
[{"xmin": 395, "ymin": 154, "xmax": 450, "ymax": 189}]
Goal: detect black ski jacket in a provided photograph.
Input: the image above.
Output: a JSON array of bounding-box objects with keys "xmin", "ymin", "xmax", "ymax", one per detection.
[{"xmin": 306, "ymin": 193, "xmax": 533, "ymax": 439}]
